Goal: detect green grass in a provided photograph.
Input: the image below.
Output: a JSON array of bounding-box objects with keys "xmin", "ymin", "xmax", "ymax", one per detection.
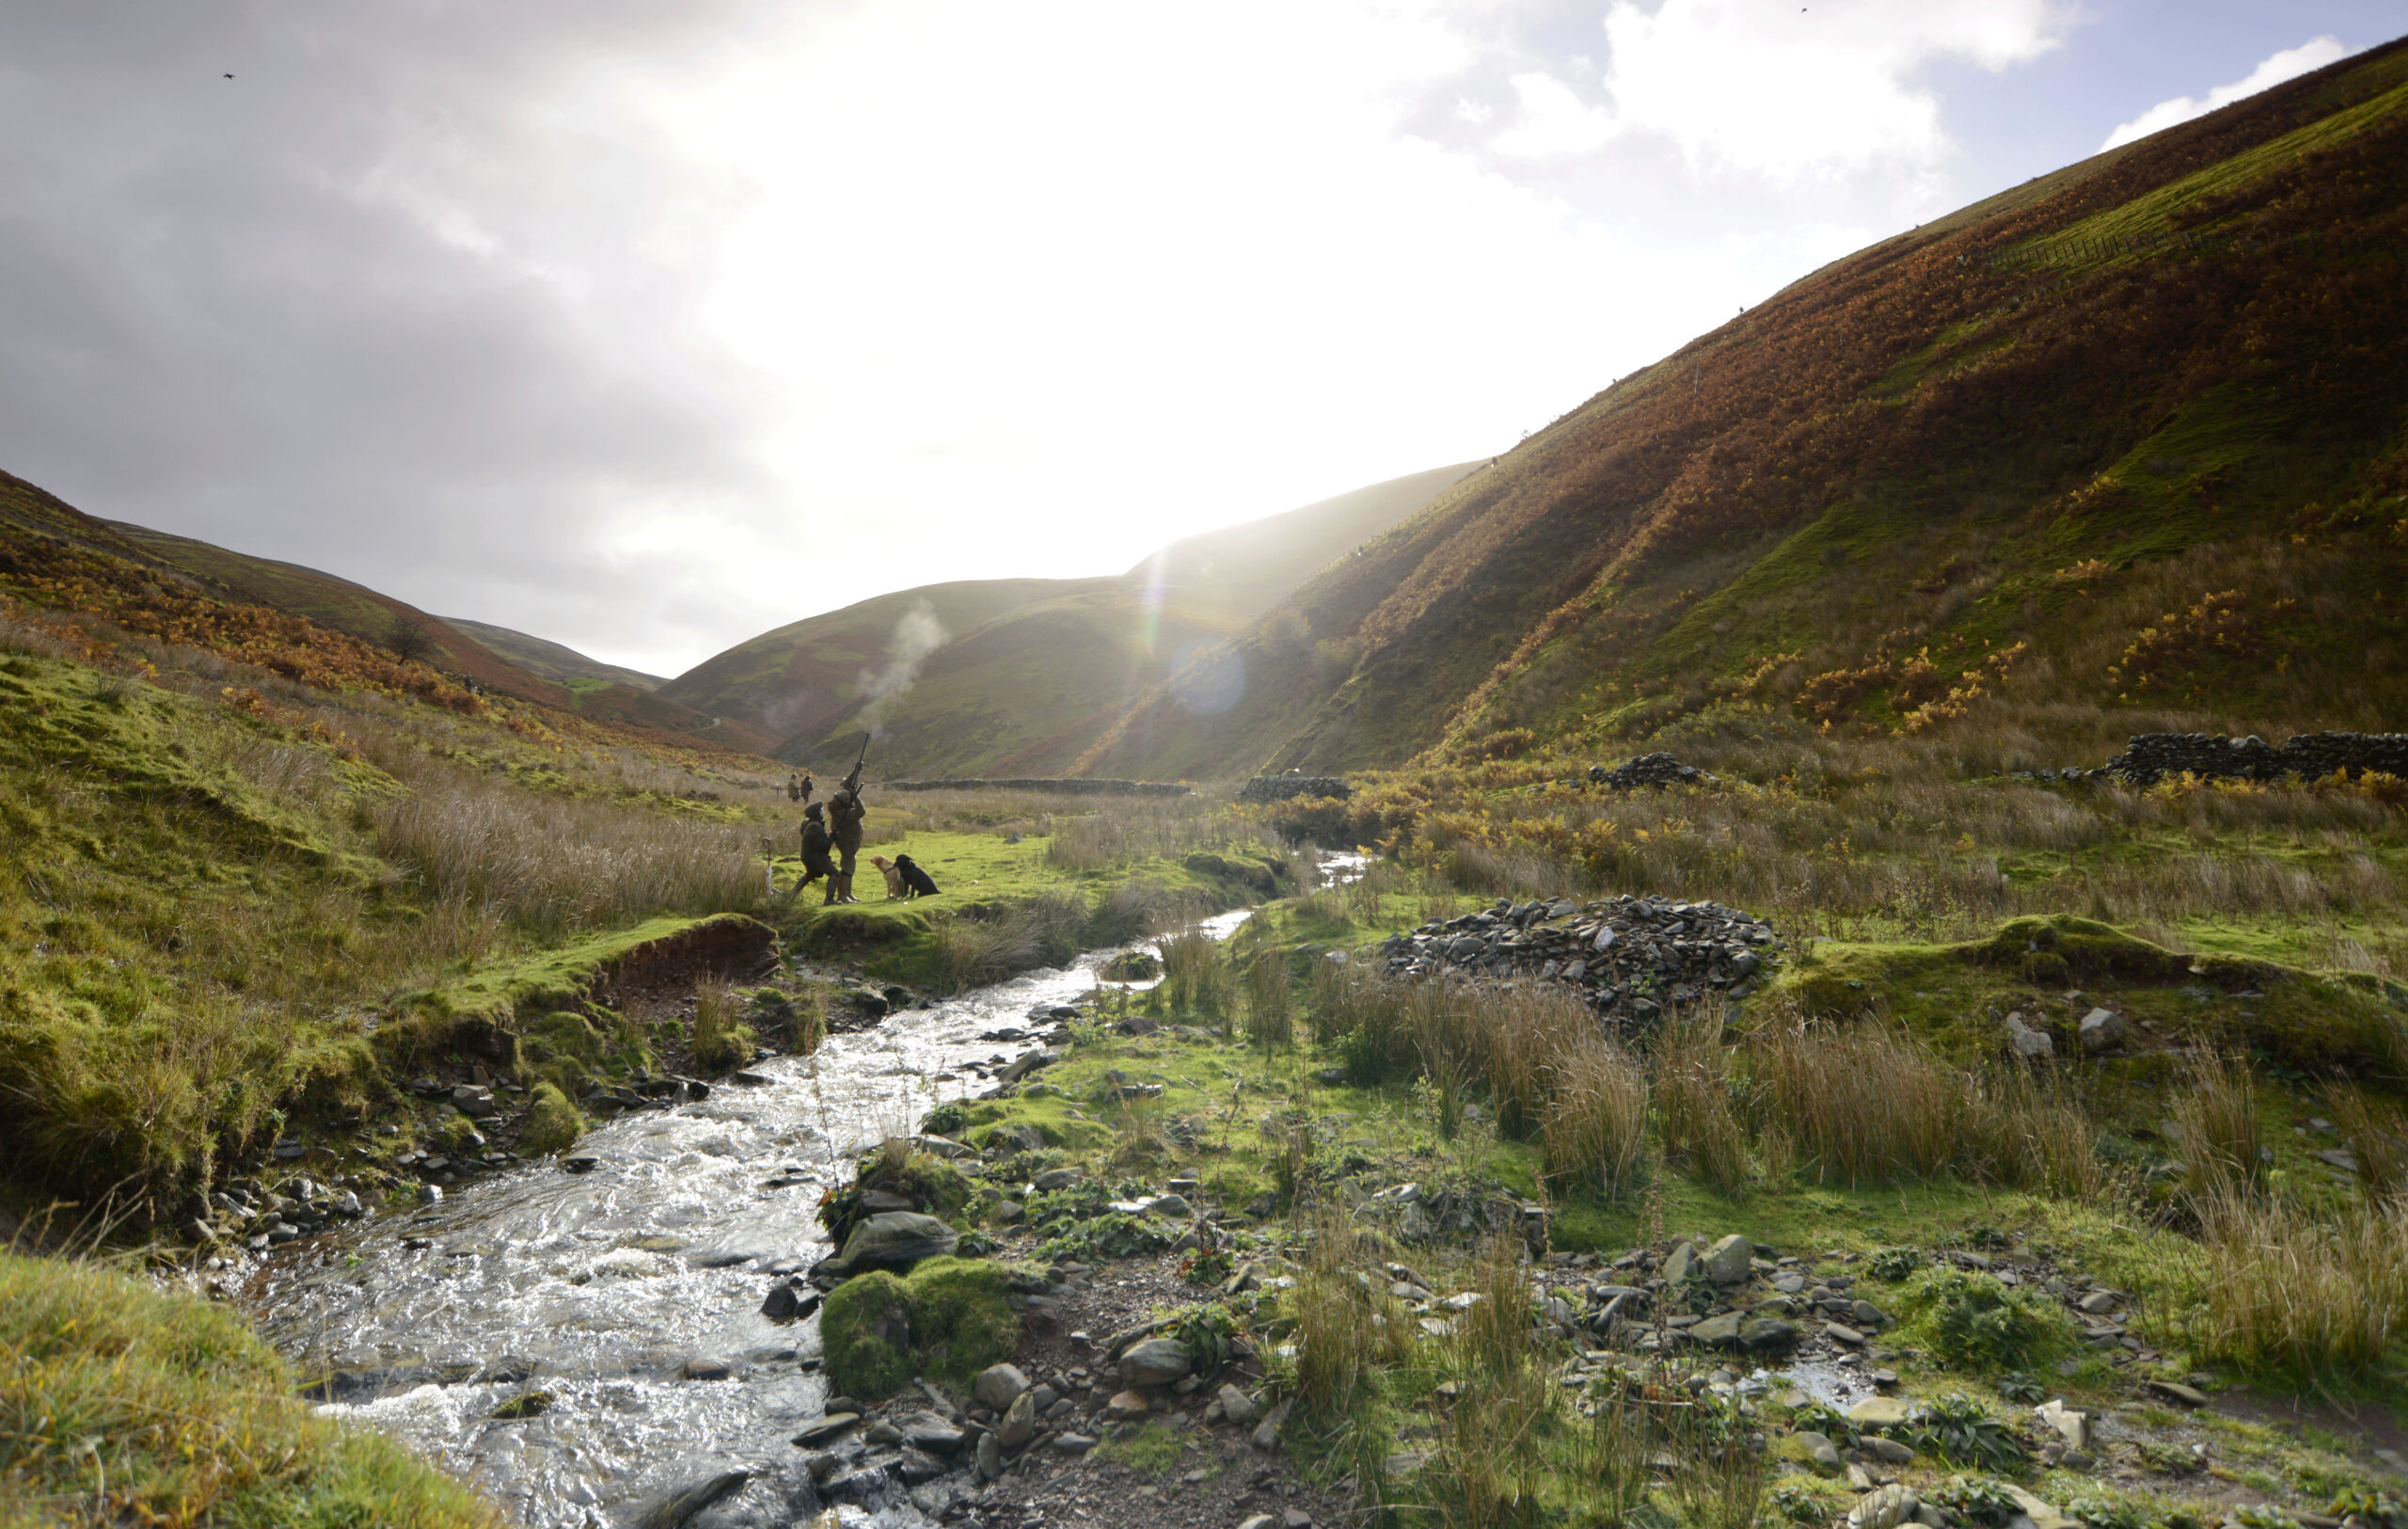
[{"xmin": 0, "ymin": 1251, "xmax": 497, "ymax": 1528}]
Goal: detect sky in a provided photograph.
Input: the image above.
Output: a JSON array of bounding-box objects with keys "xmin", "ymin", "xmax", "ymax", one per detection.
[{"xmin": 0, "ymin": 2, "xmax": 2393, "ymax": 677}]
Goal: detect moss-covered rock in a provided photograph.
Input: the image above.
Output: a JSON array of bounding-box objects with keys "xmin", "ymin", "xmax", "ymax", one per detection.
[
  {"xmin": 519, "ymin": 1082, "xmax": 586, "ymax": 1155},
  {"xmin": 819, "ymin": 1256, "xmax": 1019, "ymax": 1403}
]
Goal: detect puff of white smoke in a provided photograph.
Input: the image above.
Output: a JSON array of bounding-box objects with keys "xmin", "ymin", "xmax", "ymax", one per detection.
[{"xmin": 855, "ymin": 598, "xmax": 949, "ymax": 736}]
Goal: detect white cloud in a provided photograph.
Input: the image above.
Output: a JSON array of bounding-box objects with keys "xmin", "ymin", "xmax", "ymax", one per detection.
[
  {"xmin": 1491, "ymin": 70, "xmax": 1618, "ymax": 156},
  {"xmin": 2101, "ymin": 35, "xmax": 2354, "ymax": 151},
  {"xmin": 1588, "ymin": 0, "xmax": 2068, "ymax": 180}
]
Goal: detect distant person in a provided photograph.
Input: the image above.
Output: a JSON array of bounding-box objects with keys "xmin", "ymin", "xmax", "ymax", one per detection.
[
  {"xmin": 828, "ymin": 786, "xmax": 866, "ymax": 904},
  {"xmin": 798, "ymin": 803, "xmax": 839, "ymax": 902}
]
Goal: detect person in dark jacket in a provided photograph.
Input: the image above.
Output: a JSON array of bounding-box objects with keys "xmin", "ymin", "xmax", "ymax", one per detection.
[
  {"xmin": 827, "ymin": 787, "xmax": 866, "ymax": 904},
  {"xmin": 798, "ymin": 803, "xmax": 839, "ymax": 902},
  {"xmin": 894, "ymin": 852, "xmax": 941, "ymax": 900}
]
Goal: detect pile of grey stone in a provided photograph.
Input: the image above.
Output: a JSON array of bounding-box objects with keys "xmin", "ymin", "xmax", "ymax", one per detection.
[
  {"xmin": 1378, "ymin": 894, "xmax": 1782, "ymax": 1026},
  {"xmin": 2084, "ymin": 731, "xmax": 2408, "ymax": 787},
  {"xmin": 1588, "ymin": 753, "xmax": 1716, "ymax": 789},
  {"xmin": 1237, "ymin": 774, "xmax": 1354, "ymax": 803}
]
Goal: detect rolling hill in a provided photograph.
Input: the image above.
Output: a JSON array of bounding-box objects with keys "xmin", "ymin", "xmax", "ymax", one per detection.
[
  {"xmin": 439, "ymin": 615, "xmax": 667, "ymax": 692},
  {"xmin": 658, "ymin": 462, "xmax": 1480, "ymax": 772},
  {"xmin": 1078, "ymin": 38, "xmax": 2408, "ymax": 780}
]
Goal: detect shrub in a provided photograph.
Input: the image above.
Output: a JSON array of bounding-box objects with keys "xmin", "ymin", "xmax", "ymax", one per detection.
[
  {"xmin": 518, "ymin": 1082, "xmax": 586, "ymax": 1155},
  {"xmin": 1900, "ymin": 1393, "xmax": 2028, "ymax": 1471},
  {"xmin": 1902, "ymin": 1269, "xmax": 2069, "ymax": 1374},
  {"xmin": 818, "ymin": 1256, "xmax": 1018, "ymax": 1402}
]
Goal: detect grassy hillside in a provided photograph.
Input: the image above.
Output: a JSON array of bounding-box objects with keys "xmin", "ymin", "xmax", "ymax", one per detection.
[
  {"xmin": 794, "ymin": 583, "xmax": 1246, "ymax": 775},
  {"xmin": 657, "ymin": 466, "xmax": 1477, "ymax": 773},
  {"xmin": 438, "ymin": 613, "xmax": 666, "ymax": 691},
  {"xmin": 659, "ymin": 576, "xmax": 1099, "ymax": 755},
  {"xmin": 1085, "ymin": 39, "xmax": 2408, "ymax": 780},
  {"xmin": 1126, "ymin": 461, "xmax": 1481, "ymax": 622}
]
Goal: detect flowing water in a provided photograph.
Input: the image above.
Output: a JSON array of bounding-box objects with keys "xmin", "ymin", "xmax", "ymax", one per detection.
[{"xmin": 250, "ymin": 908, "xmax": 1254, "ymax": 1528}]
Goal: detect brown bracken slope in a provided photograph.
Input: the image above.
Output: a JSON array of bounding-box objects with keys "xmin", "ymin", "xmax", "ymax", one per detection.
[{"xmin": 1080, "ymin": 39, "xmax": 2408, "ymax": 779}]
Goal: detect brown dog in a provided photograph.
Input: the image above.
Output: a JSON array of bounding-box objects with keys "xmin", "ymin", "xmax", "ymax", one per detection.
[{"xmin": 867, "ymin": 854, "xmax": 908, "ymax": 900}]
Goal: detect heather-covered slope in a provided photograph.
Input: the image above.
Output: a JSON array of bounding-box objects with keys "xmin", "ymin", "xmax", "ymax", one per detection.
[
  {"xmin": 102, "ymin": 520, "xmax": 574, "ymax": 707},
  {"xmin": 1084, "ymin": 40, "xmax": 2408, "ymax": 779}
]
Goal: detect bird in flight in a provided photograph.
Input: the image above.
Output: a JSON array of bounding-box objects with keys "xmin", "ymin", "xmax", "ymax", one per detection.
[{"xmin": 223, "ymin": 72, "xmax": 234, "ymax": 79}]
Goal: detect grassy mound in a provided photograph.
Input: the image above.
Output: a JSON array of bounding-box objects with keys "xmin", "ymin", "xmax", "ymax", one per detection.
[
  {"xmin": 818, "ymin": 1256, "xmax": 1019, "ymax": 1403},
  {"xmin": 0, "ymin": 1252, "xmax": 495, "ymax": 1527}
]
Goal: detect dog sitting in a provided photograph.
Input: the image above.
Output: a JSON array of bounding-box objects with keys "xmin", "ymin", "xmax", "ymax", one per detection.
[
  {"xmin": 894, "ymin": 853, "xmax": 941, "ymax": 900},
  {"xmin": 867, "ymin": 854, "xmax": 908, "ymax": 900}
]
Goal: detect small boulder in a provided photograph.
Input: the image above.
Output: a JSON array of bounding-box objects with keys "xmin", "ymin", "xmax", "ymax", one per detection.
[
  {"xmin": 974, "ymin": 1362, "xmax": 1029, "ymax": 1411},
  {"xmin": 1849, "ymin": 1483, "xmax": 1919, "ymax": 1529},
  {"xmin": 1847, "ymin": 1396, "xmax": 1917, "ymax": 1429},
  {"xmin": 1117, "ymin": 1337, "xmax": 1192, "ymax": 1387},
  {"xmin": 1104, "ymin": 1389, "xmax": 1151, "ymax": 1422},
  {"xmin": 1662, "ymin": 1241, "xmax": 1701, "ymax": 1285},
  {"xmin": 1862, "ymin": 1436, "xmax": 1916, "ymax": 1465},
  {"xmin": 1687, "ymin": 1313, "xmax": 1745, "ymax": 1347},
  {"xmin": 825, "ymin": 1212, "xmax": 957, "ymax": 1275},
  {"xmin": 2078, "ymin": 1008, "xmax": 2127, "ymax": 1051},
  {"xmin": 2004, "ymin": 1011, "xmax": 2054, "ymax": 1059},
  {"xmin": 1217, "ymin": 1382, "xmax": 1261, "ymax": 1427},
  {"xmin": 1703, "ymin": 1234, "xmax": 1754, "ymax": 1284},
  {"xmin": 998, "ymin": 1390, "xmax": 1037, "ymax": 1448},
  {"xmin": 1797, "ymin": 1429, "xmax": 1843, "ymax": 1470}
]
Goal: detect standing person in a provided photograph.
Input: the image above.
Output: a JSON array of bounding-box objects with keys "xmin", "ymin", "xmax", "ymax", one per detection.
[
  {"xmin": 798, "ymin": 803, "xmax": 839, "ymax": 902},
  {"xmin": 828, "ymin": 785, "xmax": 866, "ymax": 905}
]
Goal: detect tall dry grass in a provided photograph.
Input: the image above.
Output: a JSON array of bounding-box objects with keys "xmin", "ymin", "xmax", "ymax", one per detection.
[
  {"xmin": 1653, "ymin": 1011, "xmax": 1752, "ymax": 1198},
  {"xmin": 1158, "ymin": 928, "xmax": 1238, "ymax": 1024},
  {"xmin": 2184, "ymin": 1187, "xmax": 2408, "ymax": 1378},
  {"xmin": 1748, "ymin": 1022, "xmax": 1959, "ymax": 1186},
  {"xmin": 1539, "ymin": 1037, "xmax": 1650, "ymax": 1201},
  {"xmin": 1243, "ymin": 947, "xmax": 1295, "ymax": 1050},
  {"xmin": 2168, "ymin": 1050, "xmax": 2265, "ymax": 1201},
  {"xmin": 370, "ymin": 756, "xmax": 760, "ymax": 939},
  {"xmin": 2332, "ymin": 1086, "xmax": 2408, "ymax": 1202}
]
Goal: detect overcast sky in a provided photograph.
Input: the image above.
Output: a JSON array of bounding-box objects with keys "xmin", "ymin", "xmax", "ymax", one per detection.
[{"xmin": 0, "ymin": 2, "xmax": 2390, "ymax": 677}]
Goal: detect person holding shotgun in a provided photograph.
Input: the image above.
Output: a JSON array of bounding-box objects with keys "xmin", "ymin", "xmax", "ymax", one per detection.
[{"xmin": 827, "ymin": 739, "xmax": 868, "ymax": 904}]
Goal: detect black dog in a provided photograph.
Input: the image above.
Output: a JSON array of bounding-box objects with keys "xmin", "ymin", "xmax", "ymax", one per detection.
[{"xmin": 894, "ymin": 852, "xmax": 941, "ymax": 899}]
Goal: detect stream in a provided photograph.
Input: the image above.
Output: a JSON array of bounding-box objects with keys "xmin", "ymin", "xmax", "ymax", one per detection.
[{"xmin": 250, "ymin": 907, "xmax": 1256, "ymax": 1528}]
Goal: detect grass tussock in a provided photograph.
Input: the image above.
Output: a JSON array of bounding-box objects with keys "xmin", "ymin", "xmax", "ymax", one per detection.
[
  {"xmin": 1539, "ymin": 1036, "xmax": 1650, "ymax": 1201},
  {"xmin": 517, "ymin": 1081, "xmax": 586, "ymax": 1155},
  {"xmin": 1243, "ymin": 947, "xmax": 1295, "ymax": 1051},
  {"xmin": 1158, "ymin": 928, "xmax": 1238, "ymax": 1025},
  {"xmin": 2168, "ymin": 1050, "xmax": 2265, "ymax": 1202},
  {"xmin": 1653, "ymin": 1011, "xmax": 1753, "ymax": 1199},
  {"xmin": 0, "ymin": 1251, "xmax": 499, "ymax": 1528},
  {"xmin": 2332, "ymin": 1085, "xmax": 2408, "ymax": 1202},
  {"xmin": 2185, "ymin": 1187, "xmax": 2408, "ymax": 1380},
  {"xmin": 688, "ymin": 979, "xmax": 756, "ymax": 1075}
]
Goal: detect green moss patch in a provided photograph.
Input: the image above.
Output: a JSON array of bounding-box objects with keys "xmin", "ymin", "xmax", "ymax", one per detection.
[{"xmin": 818, "ymin": 1256, "xmax": 1020, "ymax": 1403}]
